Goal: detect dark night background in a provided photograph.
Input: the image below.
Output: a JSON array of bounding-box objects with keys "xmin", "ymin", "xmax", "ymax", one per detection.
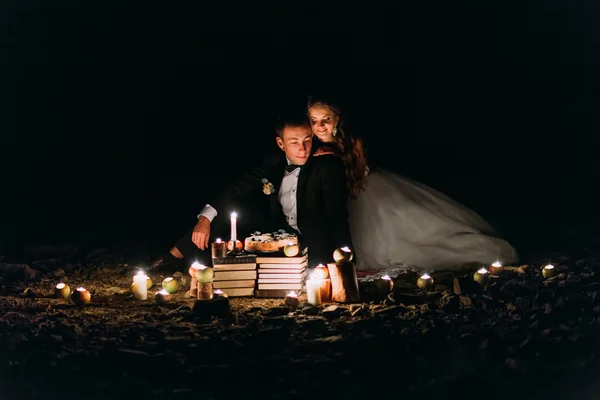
[{"xmin": 1, "ymin": 0, "xmax": 599, "ymax": 260}]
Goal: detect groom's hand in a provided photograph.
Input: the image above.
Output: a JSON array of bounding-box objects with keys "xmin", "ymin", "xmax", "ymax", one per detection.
[{"xmin": 192, "ymin": 216, "xmax": 211, "ymax": 250}]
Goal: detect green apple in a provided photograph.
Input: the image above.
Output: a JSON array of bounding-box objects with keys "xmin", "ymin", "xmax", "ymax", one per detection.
[
  {"xmin": 195, "ymin": 266, "xmax": 214, "ymax": 283},
  {"xmin": 162, "ymin": 277, "xmax": 180, "ymax": 294}
]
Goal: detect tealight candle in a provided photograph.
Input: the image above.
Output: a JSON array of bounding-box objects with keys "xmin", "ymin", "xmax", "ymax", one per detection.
[
  {"xmin": 54, "ymin": 283, "xmax": 71, "ymax": 299},
  {"xmin": 133, "ymin": 270, "xmax": 148, "ymax": 300},
  {"xmin": 489, "ymin": 261, "xmax": 503, "ymax": 275},
  {"xmin": 72, "ymin": 287, "xmax": 91, "ymax": 305},
  {"xmin": 333, "ymin": 246, "xmax": 354, "ymax": 263},
  {"xmin": 376, "ymin": 275, "xmax": 394, "ymax": 293},
  {"xmin": 155, "ymin": 289, "xmax": 172, "ymax": 305},
  {"xmin": 417, "ymin": 273, "xmax": 434, "ymax": 290},
  {"xmin": 306, "ymin": 273, "xmax": 322, "ymax": 306},
  {"xmin": 284, "ymin": 291, "xmax": 300, "ymax": 311},
  {"xmin": 283, "ymin": 242, "xmax": 300, "ymax": 257},
  {"xmin": 162, "ymin": 277, "xmax": 180, "ymax": 294},
  {"xmin": 473, "ymin": 268, "xmax": 490, "ymax": 286},
  {"xmin": 211, "ymin": 238, "xmax": 228, "ymax": 258},
  {"xmin": 213, "ymin": 289, "xmax": 228, "ymax": 298},
  {"xmin": 542, "ymin": 264, "xmax": 557, "ymax": 279}
]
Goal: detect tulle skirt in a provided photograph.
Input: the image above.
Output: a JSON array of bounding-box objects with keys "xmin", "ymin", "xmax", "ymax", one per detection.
[{"xmin": 348, "ymin": 169, "xmax": 519, "ymax": 272}]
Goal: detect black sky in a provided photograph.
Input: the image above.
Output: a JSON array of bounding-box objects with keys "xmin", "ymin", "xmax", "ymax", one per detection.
[{"xmin": 1, "ymin": 0, "xmax": 599, "ymax": 256}]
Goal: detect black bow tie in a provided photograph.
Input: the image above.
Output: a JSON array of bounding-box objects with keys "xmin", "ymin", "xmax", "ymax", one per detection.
[{"xmin": 285, "ymin": 164, "xmax": 302, "ymax": 172}]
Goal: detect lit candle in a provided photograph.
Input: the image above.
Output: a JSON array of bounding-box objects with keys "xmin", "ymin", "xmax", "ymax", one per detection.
[
  {"xmin": 54, "ymin": 283, "xmax": 71, "ymax": 299},
  {"xmin": 283, "ymin": 242, "xmax": 300, "ymax": 257},
  {"xmin": 306, "ymin": 273, "xmax": 322, "ymax": 306},
  {"xmin": 211, "ymin": 238, "xmax": 228, "ymax": 258},
  {"xmin": 133, "ymin": 270, "xmax": 148, "ymax": 300},
  {"xmin": 333, "ymin": 246, "xmax": 354, "ymax": 263},
  {"xmin": 213, "ymin": 289, "xmax": 228, "ymax": 298},
  {"xmin": 72, "ymin": 287, "xmax": 91, "ymax": 305},
  {"xmin": 542, "ymin": 264, "xmax": 557, "ymax": 279},
  {"xmin": 489, "ymin": 261, "xmax": 503, "ymax": 275},
  {"xmin": 230, "ymin": 212, "xmax": 238, "ymax": 242},
  {"xmin": 154, "ymin": 289, "xmax": 172, "ymax": 305},
  {"xmin": 376, "ymin": 274, "xmax": 394, "ymax": 293},
  {"xmin": 473, "ymin": 268, "xmax": 490, "ymax": 286},
  {"xmin": 284, "ymin": 291, "xmax": 300, "ymax": 310},
  {"xmin": 417, "ymin": 273, "xmax": 434, "ymax": 290},
  {"xmin": 162, "ymin": 277, "xmax": 180, "ymax": 294}
]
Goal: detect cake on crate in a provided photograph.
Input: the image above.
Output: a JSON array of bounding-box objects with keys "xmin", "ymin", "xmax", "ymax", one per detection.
[
  {"xmin": 211, "ymin": 252, "xmax": 257, "ymax": 297},
  {"xmin": 244, "ymin": 230, "xmax": 299, "ymax": 253}
]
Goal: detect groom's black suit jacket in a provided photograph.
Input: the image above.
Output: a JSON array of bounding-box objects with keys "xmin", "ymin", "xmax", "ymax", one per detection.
[{"xmin": 209, "ymin": 153, "xmax": 353, "ymax": 266}]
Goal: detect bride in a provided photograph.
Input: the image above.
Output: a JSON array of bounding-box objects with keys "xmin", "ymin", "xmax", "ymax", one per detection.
[{"xmin": 307, "ymin": 96, "xmax": 519, "ymax": 272}]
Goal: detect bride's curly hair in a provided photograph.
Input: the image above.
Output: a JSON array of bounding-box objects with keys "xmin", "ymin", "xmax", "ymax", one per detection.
[{"xmin": 307, "ymin": 97, "xmax": 368, "ymax": 198}]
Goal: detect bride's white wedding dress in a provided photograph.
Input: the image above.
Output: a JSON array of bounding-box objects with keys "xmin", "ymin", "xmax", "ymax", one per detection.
[{"xmin": 348, "ymin": 168, "xmax": 518, "ymax": 272}]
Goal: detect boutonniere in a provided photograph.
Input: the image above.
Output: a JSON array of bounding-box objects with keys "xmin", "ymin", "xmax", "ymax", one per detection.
[{"xmin": 261, "ymin": 178, "xmax": 275, "ymax": 195}]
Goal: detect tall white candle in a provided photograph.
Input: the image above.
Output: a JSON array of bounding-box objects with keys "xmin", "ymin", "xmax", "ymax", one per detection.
[
  {"xmin": 306, "ymin": 273, "xmax": 322, "ymax": 306},
  {"xmin": 230, "ymin": 212, "xmax": 237, "ymax": 242},
  {"xmin": 133, "ymin": 270, "xmax": 148, "ymax": 300}
]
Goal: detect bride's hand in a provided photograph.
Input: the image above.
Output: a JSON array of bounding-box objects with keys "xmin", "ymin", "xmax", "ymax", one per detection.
[{"xmin": 313, "ymin": 148, "xmax": 337, "ymax": 157}]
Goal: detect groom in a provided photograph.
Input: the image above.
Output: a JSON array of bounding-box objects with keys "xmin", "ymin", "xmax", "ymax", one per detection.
[{"xmin": 153, "ymin": 111, "xmax": 353, "ymax": 269}]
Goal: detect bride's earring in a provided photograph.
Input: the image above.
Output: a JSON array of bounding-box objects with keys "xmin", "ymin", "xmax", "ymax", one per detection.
[{"xmin": 333, "ymin": 126, "xmax": 338, "ymax": 137}]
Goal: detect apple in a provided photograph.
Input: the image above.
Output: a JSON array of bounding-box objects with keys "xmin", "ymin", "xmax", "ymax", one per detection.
[
  {"xmin": 542, "ymin": 264, "xmax": 557, "ymax": 279},
  {"xmin": 54, "ymin": 283, "xmax": 71, "ymax": 299},
  {"xmin": 227, "ymin": 240, "xmax": 243, "ymax": 252},
  {"xmin": 313, "ymin": 264, "xmax": 329, "ymax": 279},
  {"xmin": 473, "ymin": 268, "xmax": 490, "ymax": 286},
  {"xmin": 416, "ymin": 274, "xmax": 434, "ymax": 290},
  {"xmin": 195, "ymin": 266, "xmax": 214, "ymax": 283},
  {"xmin": 333, "ymin": 246, "xmax": 353, "ymax": 263},
  {"xmin": 162, "ymin": 277, "xmax": 180, "ymax": 294},
  {"xmin": 72, "ymin": 287, "xmax": 91, "ymax": 305},
  {"xmin": 155, "ymin": 290, "xmax": 172, "ymax": 305},
  {"xmin": 146, "ymin": 276, "xmax": 153, "ymax": 289},
  {"xmin": 283, "ymin": 243, "xmax": 300, "ymax": 257},
  {"xmin": 376, "ymin": 275, "xmax": 394, "ymax": 293}
]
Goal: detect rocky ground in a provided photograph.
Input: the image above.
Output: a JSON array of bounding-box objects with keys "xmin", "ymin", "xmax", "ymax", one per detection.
[{"xmin": 1, "ymin": 245, "xmax": 600, "ymax": 400}]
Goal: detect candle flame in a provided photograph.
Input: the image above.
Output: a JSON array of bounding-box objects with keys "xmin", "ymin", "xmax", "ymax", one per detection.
[
  {"xmin": 421, "ymin": 273, "xmax": 431, "ymax": 280},
  {"xmin": 544, "ymin": 264, "xmax": 554, "ymax": 270},
  {"xmin": 164, "ymin": 277, "xmax": 174, "ymax": 282},
  {"xmin": 191, "ymin": 261, "xmax": 203, "ymax": 269},
  {"xmin": 214, "ymin": 289, "xmax": 224, "ymax": 294},
  {"xmin": 316, "ymin": 264, "xmax": 325, "ymax": 268},
  {"xmin": 56, "ymin": 283, "xmax": 66, "ymax": 289},
  {"xmin": 286, "ymin": 291, "xmax": 298, "ymax": 297},
  {"xmin": 215, "ymin": 238, "xmax": 222, "ymax": 243},
  {"xmin": 136, "ymin": 270, "xmax": 146, "ymax": 276},
  {"xmin": 381, "ymin": 275, "xmax": 391, "ymax": 280},
  {"xmin": 230, "ymin": 212, "xmax": 237, "ymax": 218},
  {"xmin": 76, "ymin": 287, "xmax": 86, "ymax": 292},
  {"xmin": 477, "ymin": 268, "xmax": 488, "ymax": 274},
  {"xmin": 288, "ymin": 242, "xmax": 295, "ymax": 246},
  {"xmin": 492, "ymin": 261, "xmax": 502, "ymax": 267},
  {"xmin": 340, "ymin": 246, "xmax": 351, "ymax": 252},
  {"xmin": 158, "ymin": 289, "xmax": 169, "ymax": 295}
]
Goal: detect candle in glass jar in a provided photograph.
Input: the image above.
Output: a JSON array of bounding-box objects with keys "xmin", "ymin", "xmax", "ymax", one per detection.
[
  {"xmin": 211, "ymin": 238, "xmax": 227, "ymax": 258},
  {"xmin": 230, "ymin": 212, "xmax": 238, "ymax": 242},
  {"xmin": 306, "ymin": 273, "xmax": 322, "ymax": 306},
  {"xmin": 133, "ymin": 270, "xmax": 148, "ymax": 300}
]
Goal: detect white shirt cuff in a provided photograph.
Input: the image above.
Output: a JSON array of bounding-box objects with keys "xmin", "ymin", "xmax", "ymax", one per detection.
[{"xmin": 197, "ymin": 204, "xmax": 218, "ymax": 222}]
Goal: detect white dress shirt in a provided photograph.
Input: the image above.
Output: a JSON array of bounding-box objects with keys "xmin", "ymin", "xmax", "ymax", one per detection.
[{"xmin": 198, "ymin": 160, "xmax": 301, "ymax": 232}]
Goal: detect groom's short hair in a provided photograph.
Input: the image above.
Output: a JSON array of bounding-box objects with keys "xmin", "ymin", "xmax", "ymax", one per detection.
[{"xmin": 275, "ymin": 112, "xmax": 310, "ymax": 139}]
